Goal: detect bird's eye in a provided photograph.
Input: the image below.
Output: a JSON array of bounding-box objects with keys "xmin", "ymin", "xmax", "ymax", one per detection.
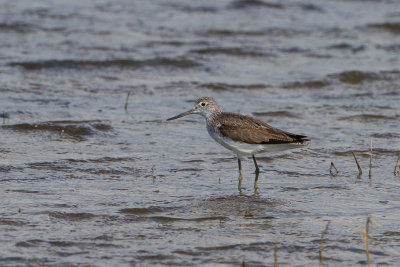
[{"xmin": 201, "ymin": 102, "xmax": 206, "ymax": 107}]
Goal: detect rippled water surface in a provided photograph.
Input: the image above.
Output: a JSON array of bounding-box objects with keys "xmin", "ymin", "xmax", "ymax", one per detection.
[{"xmin": 1, "ymin": 0, "xmax": 400, "ymax": 266}]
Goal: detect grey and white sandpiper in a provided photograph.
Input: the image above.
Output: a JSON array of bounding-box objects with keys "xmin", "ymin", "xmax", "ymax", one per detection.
[{"xmin": 167, "ymin": 97, "xmax": 309, "ymax": 193}]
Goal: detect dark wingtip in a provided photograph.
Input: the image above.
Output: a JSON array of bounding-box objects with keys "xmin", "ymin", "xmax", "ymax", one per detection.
[{"xmin": 298, "ymin": 136, "xmax": 310, "ymax": 144}]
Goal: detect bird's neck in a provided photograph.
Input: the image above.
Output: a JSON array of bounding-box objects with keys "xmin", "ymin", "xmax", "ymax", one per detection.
[{"xmin": 205, "ymin": 110, "xmax": 222, "ymax": 125}]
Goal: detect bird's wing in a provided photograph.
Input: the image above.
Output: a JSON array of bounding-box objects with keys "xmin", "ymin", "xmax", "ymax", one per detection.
[{"xmin": 216, "ymin": 113, "xmax": 308, "ymax": 144}]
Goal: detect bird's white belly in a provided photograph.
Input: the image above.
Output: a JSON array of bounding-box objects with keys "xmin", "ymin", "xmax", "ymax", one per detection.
[{"xmin": 207, "ymin": 125, "xmax": 306, "ymax": 157}]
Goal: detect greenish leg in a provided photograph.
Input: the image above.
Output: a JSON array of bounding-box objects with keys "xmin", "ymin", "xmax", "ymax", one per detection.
[
  {"xmin": 238, "ymin": 158, "xmax": 243, "ymax": 194},
  {"xmin": 252, "ymin": 155, "xmax": 260, "ymax": 193}
]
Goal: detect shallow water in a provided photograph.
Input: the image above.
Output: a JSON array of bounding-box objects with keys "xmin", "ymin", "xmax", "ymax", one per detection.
[{"xmin": 1, "ymin": 0, "xmax": 400, "ymax": 266}]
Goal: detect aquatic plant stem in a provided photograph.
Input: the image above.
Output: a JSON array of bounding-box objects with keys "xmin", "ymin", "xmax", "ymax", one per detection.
[
  {"xmin": 124, "ymin": 91, "xmax": 131, "ymax": 111},
  {"xmin": 363, "ymin": 216, "xmax": 371, "ymax": 267},
  {"xmin": 394, "ymin": 153, "xmax": 400, "ymax": 176},
  {"xmin": 369, "ymin": 138, "xmax": 372, "ymax": 180},
  {"xmin": 329, "ymin": 162, "xmax": 338, "ymax": 175},
  {"xmin": 274, "ymin": 243, "xmax": 278, "ymax": 267},
  {"xmin": 319, "ymin": 221, "xmax": 330, "ymax": 267},
  {"xmin": 351, "ymin": 151, "xmax": 362, "ymax": 177}
]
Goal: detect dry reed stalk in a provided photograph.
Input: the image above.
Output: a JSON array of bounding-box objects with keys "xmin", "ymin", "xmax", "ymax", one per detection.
[
  {"xmin": 332, "ymin": 217, "xmax": 395, "ymax": 259},
  {"xmin": 329, "ymin": 162, "xmax": 338, "ymax": 175},
  {"xmin": 394, "ymin": 153, "xmax": 400, "ymax": 176},
  {"xmin": 124, "ymin": 91, "xmax": 131, "ymax": 111},
  {"xmin": 368, "ymin": 138, "xmax": 372, "ymax": 179},
  {"xmin": 351, "ymin": 151, "xmax": 362, "ymax": 176},
  {"xmin": 319, "ymin": 221, "xmax": 331, "ymax": 267},
  {"xmin": 274, "ymin": 243, "xmax": 278, "ymax": 267},
  {"xmin": 363, "ymin": 216, "xmax": 372, "ymax": 267}
]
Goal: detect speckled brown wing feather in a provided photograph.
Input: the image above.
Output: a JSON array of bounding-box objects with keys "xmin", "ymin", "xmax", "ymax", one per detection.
[{"xmin": 216, "ymin": 113, "xmax": 308, "ymax": 144}]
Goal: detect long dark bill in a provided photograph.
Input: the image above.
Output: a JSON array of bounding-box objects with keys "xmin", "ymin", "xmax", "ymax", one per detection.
[{"xmin": 166, "ymin": 109, "xmax": 194, "ymax": 121}]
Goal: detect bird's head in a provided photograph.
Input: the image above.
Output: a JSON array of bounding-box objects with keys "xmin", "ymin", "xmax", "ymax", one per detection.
[{"xmin": 167, "ymin": 97, "xmax": 221, "ymax": 121}]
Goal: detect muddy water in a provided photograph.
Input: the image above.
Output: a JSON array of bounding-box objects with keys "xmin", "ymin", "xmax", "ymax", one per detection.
[{"xmin": 1, "ymin": 0, "xmax": 400, "ymax": 266}]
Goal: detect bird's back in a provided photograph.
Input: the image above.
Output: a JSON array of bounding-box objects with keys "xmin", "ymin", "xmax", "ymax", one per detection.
[{"xmin": 211, "ymin": 112, "xmax": 309, "ymax": 145}]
